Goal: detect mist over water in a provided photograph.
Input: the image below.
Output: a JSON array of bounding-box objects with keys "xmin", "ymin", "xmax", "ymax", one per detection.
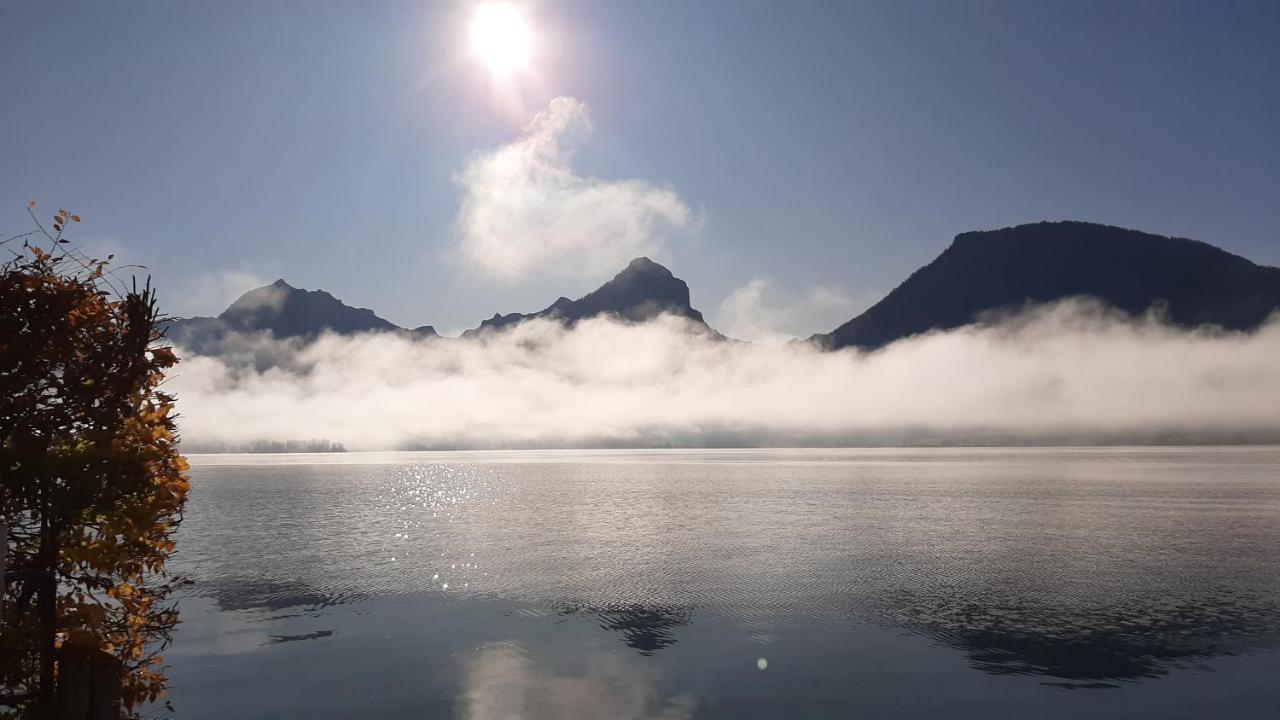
[{"xmin": 168, "ymin": 300, "xmax": 1280, "ymax": 451}]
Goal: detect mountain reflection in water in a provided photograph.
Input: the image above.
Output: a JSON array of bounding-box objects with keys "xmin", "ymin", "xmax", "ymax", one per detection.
[
  {"xmin": 161, "ymin": 449, "xmax": 1280, "ymax": 718},
  {"xmin": 880, "ymin": 592, "xmax": 1280, "ymax": 686},
  {"xmin": 556, "ymin": 603, "xmax": 694, "ymax": 655},
  {"xmin": 196, "ymin": 575, "xmax": 362, "ymax": 613}
]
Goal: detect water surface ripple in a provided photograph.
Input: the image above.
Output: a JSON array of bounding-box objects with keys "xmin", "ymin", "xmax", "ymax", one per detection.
[{"xmin": 166, "ymin": 447, "xmax": 1280, "ymax": 718}]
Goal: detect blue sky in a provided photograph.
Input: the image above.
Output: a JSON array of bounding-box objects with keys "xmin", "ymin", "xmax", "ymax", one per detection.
[{"xmin": 3, "ymin": 0, "xmax": 1278, "ymax": 336}]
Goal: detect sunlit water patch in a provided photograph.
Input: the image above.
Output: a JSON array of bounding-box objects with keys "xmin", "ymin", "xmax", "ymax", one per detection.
[{"xmin": 161, "ymin": 448, "xmax": 1280, "ymax": 718}]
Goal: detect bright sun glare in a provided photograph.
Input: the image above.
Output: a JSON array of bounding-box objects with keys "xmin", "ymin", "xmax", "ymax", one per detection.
[{"xmin": 470, "ymin": 2, "xmax": 533, "ymax": 77}]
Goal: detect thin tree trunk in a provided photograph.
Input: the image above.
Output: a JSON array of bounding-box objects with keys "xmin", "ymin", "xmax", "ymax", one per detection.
[{"xmin": 37, "ymin": 511, "xmax": 57, "ymax": 716}]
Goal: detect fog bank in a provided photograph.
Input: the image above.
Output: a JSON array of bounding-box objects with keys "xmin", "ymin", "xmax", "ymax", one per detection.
[{"xmin": 169, "ymin": 301, "xmax": 1280, "ymax": 450}]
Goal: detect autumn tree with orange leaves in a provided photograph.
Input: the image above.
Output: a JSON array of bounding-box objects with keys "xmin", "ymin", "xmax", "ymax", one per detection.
[{"xmin": 0, "ymin": 203, "xmax": 190, "ymax": 718}]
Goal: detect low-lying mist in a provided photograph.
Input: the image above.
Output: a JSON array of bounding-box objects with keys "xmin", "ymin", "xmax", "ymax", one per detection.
[{"xmin": 169, "ymin": 300, "xmax": 1280, "ymax": 451}]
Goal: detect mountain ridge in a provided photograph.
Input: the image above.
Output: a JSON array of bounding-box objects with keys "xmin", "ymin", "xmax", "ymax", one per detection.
[
  {"xmin": 461, "ymin": 256, "xmax": 711, "ymax": 338},
  {"xmin": 810, "ymin": 221, "xmax": 1280, "ymax": 350},
  {"xmin": 165, "ymin": 256, "xmax": 711, "ymax": 349},
  {"xmin": 166, "ymin": 278, "xmax": 432, "ymax": 353},
  {"xmin": 167, "ymin": 221, "xmax": 1280, "ymax": 353}
]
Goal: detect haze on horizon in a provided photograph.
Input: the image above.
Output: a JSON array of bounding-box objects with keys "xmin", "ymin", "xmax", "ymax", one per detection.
[
  {"xmin": 166, "ymin": 301, "xmax": 1280, "ymax": 451},
  {"xmin": 3, "ymin": 0, "xmax": 1279, "ymax": 339}
]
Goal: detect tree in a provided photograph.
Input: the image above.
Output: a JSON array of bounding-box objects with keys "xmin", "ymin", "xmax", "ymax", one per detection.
[{"xmin": 0, "ymin": 203, "xmax": 190, "ymax": 718}]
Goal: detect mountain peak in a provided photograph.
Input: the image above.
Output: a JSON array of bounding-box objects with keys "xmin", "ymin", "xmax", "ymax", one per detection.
[
  {"xmin": 811, "ymin": 221, "xmax": 1280, "ymax": 350},
  {"xmin": 169, "ymin": 279, "xmax": 403, "ymax": 352},
  {"xmin": 464, "ymin": 257, "xmax": 709, "ymax": 336},
  {"xmin": 623, "ymin": 256, "xmax": 666, "ymax": 272}
]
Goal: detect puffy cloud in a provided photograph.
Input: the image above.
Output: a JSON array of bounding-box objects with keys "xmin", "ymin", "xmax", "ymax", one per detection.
[
  {"xmin": 165, "ymin": 270, "xmax": 271, "ymax": 318},
  {"xmin": 455, "ymin": 97, "xmax": 691, "ymax": 280},
  {"xmin": 63, "ymin": 235, "xmax": 270, "ymax": 318},
  {"xmin": 460, "ymin": 643, "xmax": 694, "ymax": 720},
  {"xmin": 716, "ymin": 278, "xmax": 863, "ymax": 342},
  {"xmin": 169, "ymin": 300, "xmax": 1280, "ymax": 450}
]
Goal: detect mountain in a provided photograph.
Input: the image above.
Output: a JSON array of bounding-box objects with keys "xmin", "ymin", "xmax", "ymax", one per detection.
[
  {"xmin": 215, "ymin": 279, "xmax": 400, "ymax": 337},
  {"xmin": 463, "ymin": 257, "xmax": 712, "ymax": 337},
  {"xmin": 811, "ymin": 221, "xmax": 1280, "ymax": 351},
  {"xmin": 166, "ymin": 257, "xmax": 708, "ymax": 352},
  {"xmin": 167, "ymin": 279, "xmax": 435, "ymax": 352},
  {"xmin": 168, "ymin": 223, "xmax": 1280, "ymax": 355}
]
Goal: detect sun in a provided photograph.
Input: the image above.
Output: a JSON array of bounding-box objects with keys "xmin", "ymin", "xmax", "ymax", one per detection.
[{"xmin": 469, "ymin": 2, "xmax": 534, "ymax": 78}]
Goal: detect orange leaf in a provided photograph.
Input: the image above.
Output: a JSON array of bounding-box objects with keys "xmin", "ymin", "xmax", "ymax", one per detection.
[{"xmin": 28, "ymin": 199, "xmax": 36, "ymax": 209}]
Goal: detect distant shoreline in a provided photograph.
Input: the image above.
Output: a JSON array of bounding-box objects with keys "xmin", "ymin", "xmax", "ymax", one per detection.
[{"xmin": 179, "ymin": 436, "xmax": 1280, "ymax": 454}]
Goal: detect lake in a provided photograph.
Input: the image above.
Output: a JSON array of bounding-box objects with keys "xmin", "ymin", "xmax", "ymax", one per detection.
[{"xmin": 160, "ymin": 448, "xmax": 1280, "ymax": 718}]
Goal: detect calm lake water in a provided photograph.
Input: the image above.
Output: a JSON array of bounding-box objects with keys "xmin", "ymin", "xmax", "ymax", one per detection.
[{"xmin": 161, "ymin": 448, "xmax": 1280, "ymax": 718}]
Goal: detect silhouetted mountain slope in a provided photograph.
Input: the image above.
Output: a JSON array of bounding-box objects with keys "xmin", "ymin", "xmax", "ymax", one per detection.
[
  {"xmin": 167, "ymin": 279, "xmax": 427, "ymax": 351},
  {"xmin": 169, "ymin": 222, "xmax": 1276, "ymax": 355},
  {"xmin": 811, "ymin": 221, "xmax": 1280, "ymax": 351},
  {"xmin": 219, "ymin": 279, "xmax": 398, "ymax": 337},
  {"xmin": 463, "ymin": 257, "xmax": 711, "ymax": 337},
  {"xmin": 167, "ymin": 258, "xmax": 708, "ymax": 352}
]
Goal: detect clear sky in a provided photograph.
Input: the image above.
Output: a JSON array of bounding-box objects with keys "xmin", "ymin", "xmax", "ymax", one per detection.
[{"xmin": 3, "ymin": 0, "xmax": 1278, "ymax": 337}]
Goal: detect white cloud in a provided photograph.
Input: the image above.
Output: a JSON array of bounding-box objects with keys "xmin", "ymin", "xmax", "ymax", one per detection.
[
  {"xmin": 169, "ymin": 301, "xmax": 1280, "ymax": 450},
  {"xmin": 716, "ymin": 278, "xmax": 862, "ymax": 342},
  {"xmin": 52, "ymin": 236, "xmax": 266, "ymax": 319},
  {"xmin": 455, "ymin": 96, "xmax": 692, "ymax": 280},
  {"xmin": 166, "ymin": 270, "xmax": 270, "ymax": 318},
  {"xmin": 460, "ymin": 643, "xmax": 694, "ymax": 720}
]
